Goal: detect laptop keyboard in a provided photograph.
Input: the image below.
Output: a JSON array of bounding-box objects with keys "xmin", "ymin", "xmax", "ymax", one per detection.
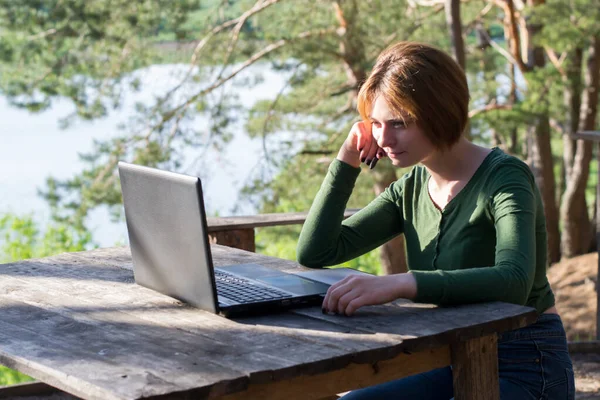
[{"xmin": 214, "ymin": 270, "xmax": 292, "ymax": 304}]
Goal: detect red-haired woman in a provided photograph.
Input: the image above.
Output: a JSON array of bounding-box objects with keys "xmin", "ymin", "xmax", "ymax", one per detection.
[{"xmin": 297, "ymin": 42, "xmax": 574, "ymax": 400}]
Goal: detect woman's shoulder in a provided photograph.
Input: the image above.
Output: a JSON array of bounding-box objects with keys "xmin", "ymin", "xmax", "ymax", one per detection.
[
  {"xmin": 480, "ymin": 147, "xmax": 537, "ymax": 191},
  {"xmin": 385, "ymin": 165, "xmax": 427, "ymax": 199}
]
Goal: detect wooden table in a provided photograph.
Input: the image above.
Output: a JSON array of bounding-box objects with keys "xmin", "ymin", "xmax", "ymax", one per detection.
[{"xmin": 0, "ymin": 245, "xmax": 537, "ymax": 400}]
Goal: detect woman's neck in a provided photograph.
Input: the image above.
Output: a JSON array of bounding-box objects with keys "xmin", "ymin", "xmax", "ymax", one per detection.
[{"xmin": 423, "ymin": 139, "xmax": 491, "ymax": 188}]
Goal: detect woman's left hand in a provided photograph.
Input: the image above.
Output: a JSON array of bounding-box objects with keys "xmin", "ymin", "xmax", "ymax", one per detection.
[{"xmin": 322, "ymin": 273, "xmax": 417, "ymax": 316}]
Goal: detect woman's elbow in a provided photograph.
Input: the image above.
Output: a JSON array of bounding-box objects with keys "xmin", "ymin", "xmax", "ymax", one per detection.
[
  {"xmin": 296, "ymin": 244, "xmax": 322, "ymax": 268},
  {"xmin": 504, "ymin": 276, "xmax": 531, "ymax": 305}
]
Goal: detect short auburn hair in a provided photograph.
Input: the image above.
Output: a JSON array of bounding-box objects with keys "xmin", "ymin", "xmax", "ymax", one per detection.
[{"xmin": 357, "ymin": 42, "xmax": 470, "ymax": 150}]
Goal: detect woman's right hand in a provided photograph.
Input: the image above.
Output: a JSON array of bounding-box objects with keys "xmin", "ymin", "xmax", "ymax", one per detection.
[{"xmin": 337, "ymin": 121, "xmax": 384, "ymax": 169}]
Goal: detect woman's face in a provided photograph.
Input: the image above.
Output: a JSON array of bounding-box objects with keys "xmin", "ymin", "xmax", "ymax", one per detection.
[{"xmin": 369, "ymin": 96, "xmax": 437, "ymax": 168}]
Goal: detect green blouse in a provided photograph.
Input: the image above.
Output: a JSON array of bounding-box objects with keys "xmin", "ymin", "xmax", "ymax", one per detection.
[{"xmin": 297, "ymin": 148, "xmax": 555, "ymax": 314}]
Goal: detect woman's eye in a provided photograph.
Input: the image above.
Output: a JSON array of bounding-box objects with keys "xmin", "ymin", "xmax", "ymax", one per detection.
[
  {"xmin": 371, "ymin": 121, "xmax": 381, "ymax": 128},
  {"xmin": 392, "ymin": 121, "xmax": 405, "ymax": 129}
]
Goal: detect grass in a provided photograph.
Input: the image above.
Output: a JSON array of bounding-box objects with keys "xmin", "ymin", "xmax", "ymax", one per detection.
[{"xmin": 0, "ymin": 366, "xmax": 33, "ymax": 386}]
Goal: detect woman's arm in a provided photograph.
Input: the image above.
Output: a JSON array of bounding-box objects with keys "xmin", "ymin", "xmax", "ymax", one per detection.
[{"xmin": 296, "ymin": 159, "xmax": 405, "ymax": 267}]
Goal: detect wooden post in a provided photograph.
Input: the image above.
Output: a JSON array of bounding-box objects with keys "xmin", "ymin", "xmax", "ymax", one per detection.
[
  {"xmin": 450, "ymin": 334, "xmax": 499, "ymax": 400},
  {"xmin": 209, "ymin": 229, "xmax": 255, "ymax": 252},
  {"xmin": 569, "ymin": 131, "xmax": 600, "ymax": 340}
]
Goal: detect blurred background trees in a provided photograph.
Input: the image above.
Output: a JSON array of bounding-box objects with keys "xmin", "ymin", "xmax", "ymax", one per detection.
[{"xmin": 1, "ymin": 0, "xmax": 600, "ymax": 271}]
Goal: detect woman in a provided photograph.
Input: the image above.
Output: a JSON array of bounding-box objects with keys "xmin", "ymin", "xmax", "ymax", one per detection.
[{"xmin": 296, "ymin": 42, "xmax": 574, "ymax": 400}]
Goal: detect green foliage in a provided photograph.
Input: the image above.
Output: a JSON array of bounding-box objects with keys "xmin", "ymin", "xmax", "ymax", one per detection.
[
  {"xmin": 1, "ymin": 0, "xmax": 600, "ymax": 267},
  {"xmin": 0, "ymin": 366, "xmax": 34, "ymax": 386},
  {"xmin": 534, "ymin": 0, "xmax": 600, "ymax": 52},
  {"xmin": 0, "ymin": 0, "xmax": 202, "ymax": 116},
  {"xmin": 0, "ymin": 212, "xmax": 93, "ymax": 263}
]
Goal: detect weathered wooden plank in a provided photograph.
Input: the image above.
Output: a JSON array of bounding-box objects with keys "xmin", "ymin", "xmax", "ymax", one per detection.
[
  {"xmin": 4, "ymin": 246, "xmax": 537, "ymax": 353},
  {"xmin": 217, "ymin": 346, "xmax": 451, "ymax": 400},
  {"xmin": 205, "ymin": 209, "xmax": 359, "ymax": 232},
  {"xmin": 293, "ymin": 302, "xmax": 536, "ymax": 355},
  {"xmin": 569, "ymin": 131, "xmax": 600, "ymax": 141},
  {"xmin": 0, "ymin": 275, "xmax": 408, "ymax": 398},
  {"xmin": 37, "ymin": 245, "xmax": 300, "ymax": 273},
  {"xmin": 0, "ymin": 299, "xmax": 248, "ymax": 400},
  {"xmin": 451, "ymin": 334, "xmax": 499, "ymax": 400},
  {"xmin": 0, "ymin": 263, "xmax": 413, "ymax": 399},
  {"xmin": 1, "ymin": 249, "xmax": 537, "ymax": 354}
]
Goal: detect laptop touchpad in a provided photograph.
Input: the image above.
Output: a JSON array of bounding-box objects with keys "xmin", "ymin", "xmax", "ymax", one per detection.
[{"xmin": 257, "ymin": 275, "xmax": 329, "ymax": 295}]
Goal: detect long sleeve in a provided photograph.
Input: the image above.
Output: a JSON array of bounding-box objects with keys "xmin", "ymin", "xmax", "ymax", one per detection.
[
  {"xmin": 410, "ymin": 161, "xmax": 539, "ymax": 307},
  {"xmin": 297, "ymin": 159, "xmax": 405, "ymax": 268}
]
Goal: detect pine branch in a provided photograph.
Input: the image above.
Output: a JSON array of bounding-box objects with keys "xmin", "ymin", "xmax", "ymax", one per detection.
[
  {"xmin": 26, "ymin": 28, "xmax": 58, "ymax": 41},
  {"xmin": 549, "ymin": 118, "xmax": 566, "ymax": 136},
  {"xmin": 218, "ymin": 0, "xmax": 282, "ymax": 80},
  {"xmin": 141, "ymin": 28, "xmax": 338, "ymax": 139},
  {"xmin": 545, "ymin": 46, "xmax": 566, "ymax": 76},
  {"xmin": 407, "ymin": 0, "xmax": 445, "ymax": 6},
  {"xmin": 477, "ymin": 27, "xmax": 520, "ymax": 67},
  {"xmin": 161, "ymin": 0, "xmax": 283, "ymax": 103},
  {"xmin": 299, "ymin": 150, "xmax": 334, "ymax": 155},
  {"xmin": 468, "ymin": 100, "xmax": 512, "ymax": 118},
  {"xmin": 492, "ymin": 0, "xmax": 531, "ymax": 73}
]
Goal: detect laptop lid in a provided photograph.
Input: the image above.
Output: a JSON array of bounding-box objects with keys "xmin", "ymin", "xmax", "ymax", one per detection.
[{"xmin": 118, "ymin": 161, "xmax": 219, "ymax": 313}]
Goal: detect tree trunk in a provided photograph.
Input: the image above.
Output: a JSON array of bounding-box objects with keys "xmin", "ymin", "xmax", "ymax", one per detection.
[
  {"xmin": 507, "ymin": 47, "xmax": 519, "ymax": 155},
  {"xmin": 560, "ymin": 47, "xmax": 585, "ymax": 252},
  {"xmin": 528, "ymin": 117, "xmax": 561, "ymax": 263},
  {"xmin": 333, "ymin": 0, "xmax": 367, "ymax": 101},
  {"xmin": 445, "ymin": 0, "xmax": 469, "ymax": 139},
  {"xmin": 373, "ymin": 166, "xmax": 407, "ymax": 274},
  {"xmin": 445, "ymin": 0, "xmax": 465, "ymax": 70},
  {"xmin": 561, "ymin": 37, "xmax": 600, "ymax": 258},
  {"xmin": 333, "ymin": 0, "xmax": 405, "ymax": 273},
  {"xmin": 561, "ymin": 48, "xmax": 583, "ymax": 190},
  {"xmin": 522, "ymin": 10, "xmax": 561, "ymax": 263}
]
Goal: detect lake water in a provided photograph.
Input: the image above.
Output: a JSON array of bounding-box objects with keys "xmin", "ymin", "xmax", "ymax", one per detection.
[{"xmin": 0, "ymin": 63, "xmax": 295, "ymax": 248}]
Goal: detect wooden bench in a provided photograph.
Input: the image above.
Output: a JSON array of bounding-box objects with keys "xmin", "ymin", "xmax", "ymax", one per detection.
[{"xmin": 206, "ymin": 209, "xmax": 359, "ymax": 252}]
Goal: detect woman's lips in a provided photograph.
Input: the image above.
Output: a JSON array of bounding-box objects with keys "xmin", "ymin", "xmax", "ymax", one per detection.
[{"xmin": 387, "ymin": 151, "xmax": 406, "ymax": 159}]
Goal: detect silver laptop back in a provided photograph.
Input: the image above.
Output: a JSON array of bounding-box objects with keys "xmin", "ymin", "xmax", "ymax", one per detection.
[{"xmin": 118, "ymin": 162, "xmax": 218, "ymax": 313}]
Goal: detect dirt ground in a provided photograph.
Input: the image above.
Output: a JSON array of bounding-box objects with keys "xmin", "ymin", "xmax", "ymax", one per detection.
[{"xmin": 548, "ymin": 252, "xmax": 600, "ymax": 398}]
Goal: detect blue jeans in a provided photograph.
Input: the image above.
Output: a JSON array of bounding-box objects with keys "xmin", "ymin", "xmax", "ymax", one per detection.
[{"xmin": 341, "ymin": 314, "xmax": 575, "ymax": 400}]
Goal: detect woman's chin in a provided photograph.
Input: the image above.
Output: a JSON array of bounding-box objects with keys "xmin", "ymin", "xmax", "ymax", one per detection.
[{"xmin": 390, "ymin": 157, "xmax": 416, "ymax": 169}]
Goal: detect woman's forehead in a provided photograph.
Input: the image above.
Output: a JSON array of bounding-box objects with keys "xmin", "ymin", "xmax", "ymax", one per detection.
[{"xmin": 369, "ymin": 96, "xmax": 411, "ymax": 120}]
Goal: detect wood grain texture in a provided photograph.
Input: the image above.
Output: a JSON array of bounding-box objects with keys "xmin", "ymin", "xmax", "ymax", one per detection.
[
  {"xmin": 218, "ymin": 346, "xmax": 451, "ymax": 400},
  {"xmin": 451, "ymin": 334, "xmax": 499, "ymax": 400},
  {"xmin": 0, "ymin": 246, "xmax": 536, "ymax": 400},
  {"xmin": 206, "ymin": 209, "xmax": 359, "ymax": 232}
]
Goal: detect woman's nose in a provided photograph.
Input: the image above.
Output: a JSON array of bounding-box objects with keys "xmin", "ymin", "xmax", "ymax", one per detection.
[{"xmin": 376, "ymin": 124, "xmax": 396, "ymax": 148}]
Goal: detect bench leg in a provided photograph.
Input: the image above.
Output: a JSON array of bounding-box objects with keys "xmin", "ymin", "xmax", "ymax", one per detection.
[
  {"xmin": 209, "ymin": 229, "xmax": 255, "ymax": 252},
  {"xmin": 450, "ymin": 334, "xmax": 499, "ymax": 400}
]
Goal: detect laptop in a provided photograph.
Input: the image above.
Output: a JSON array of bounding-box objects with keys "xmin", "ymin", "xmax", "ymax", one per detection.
[{"xmin": 118, "ymin": 161, "xmax": 337, "ymax": 316}]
